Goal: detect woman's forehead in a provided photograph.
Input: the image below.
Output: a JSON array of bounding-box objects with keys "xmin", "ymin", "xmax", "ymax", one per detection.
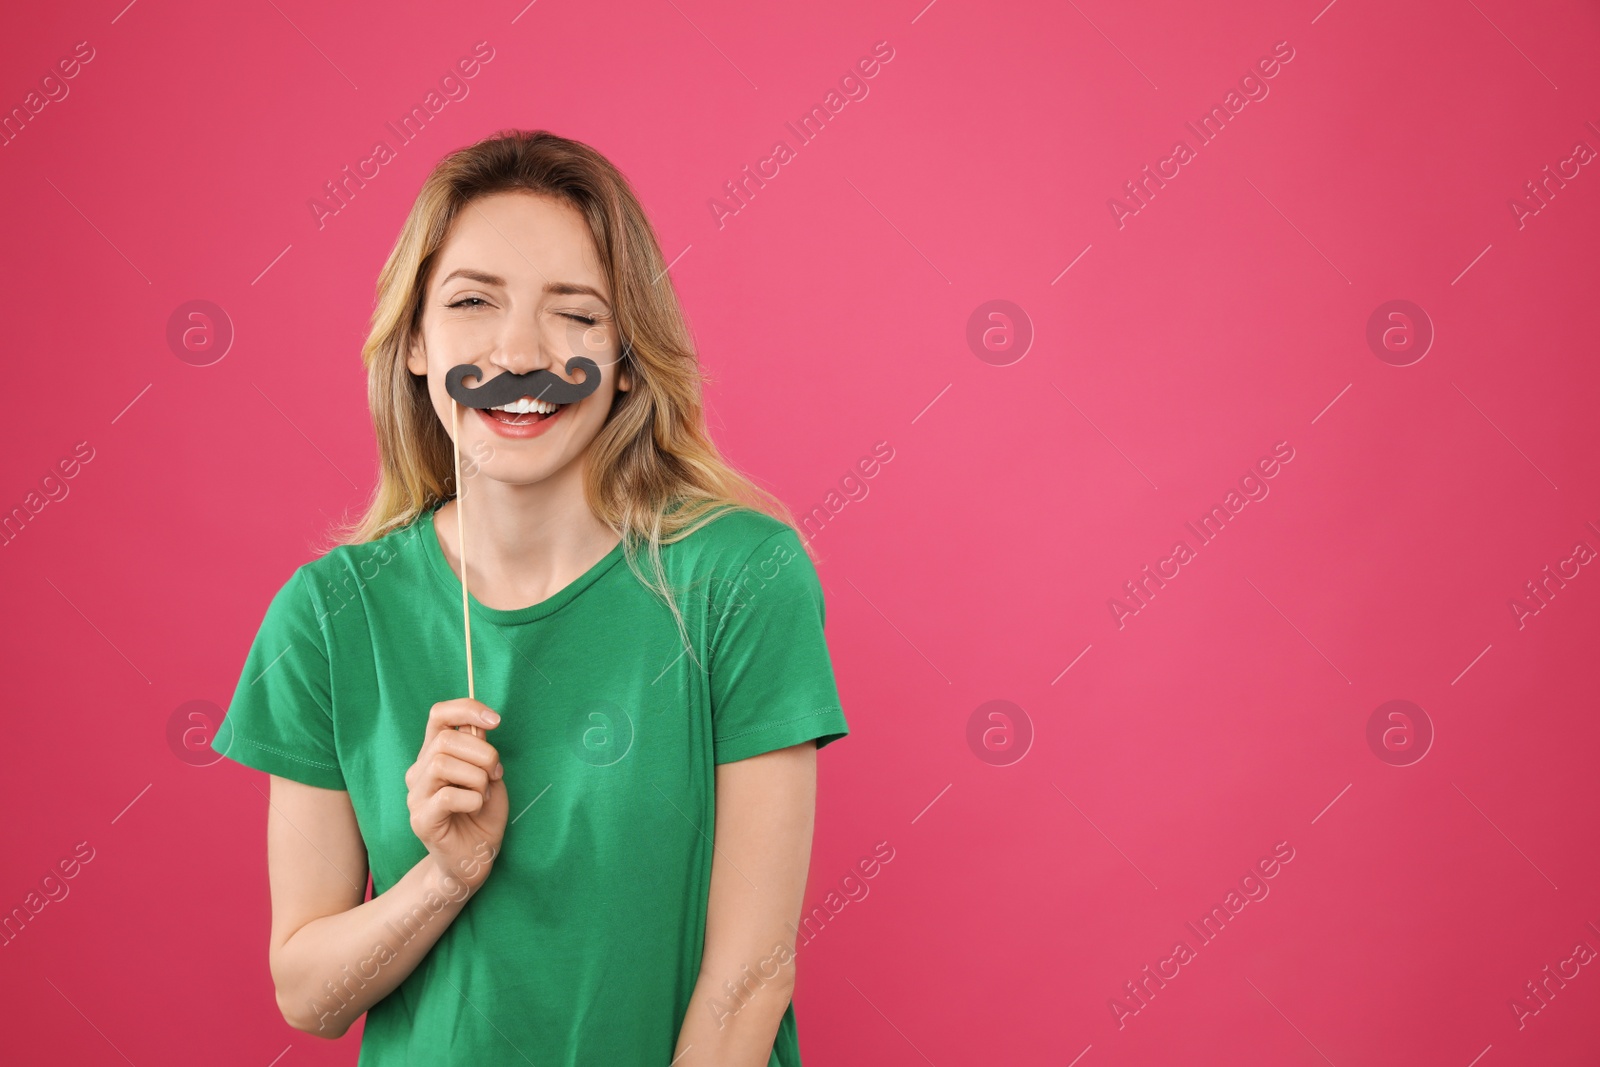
[{"xmin": 434, "ymin": 192, "xmax": 605, "ymax": 294}]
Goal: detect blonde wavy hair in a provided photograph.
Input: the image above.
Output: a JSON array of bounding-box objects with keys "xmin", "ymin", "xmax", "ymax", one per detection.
[{"xmin": 336, "ymin": 128, "xmax": 797, "ymax": 654}]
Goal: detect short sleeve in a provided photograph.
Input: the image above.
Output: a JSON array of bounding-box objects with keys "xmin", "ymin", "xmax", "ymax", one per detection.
[
  {"xmin": 709, "ymin": 528, "xmax": 850, "ymax": 764},
  {"xmin": 210, "ymin": 567, "xmax": 347, "ymax": 790}
]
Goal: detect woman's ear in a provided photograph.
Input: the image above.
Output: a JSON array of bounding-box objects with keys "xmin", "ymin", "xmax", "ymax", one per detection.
[
  {"xmin": 615, "ymin": 340, "xmax": 634, "ymax": 393},
  {"xmin": 405, "ymin": 335, "xmax": 427, "ymax": 377}
]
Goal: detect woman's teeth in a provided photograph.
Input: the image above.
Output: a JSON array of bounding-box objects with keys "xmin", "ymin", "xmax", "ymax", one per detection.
[
  {"xmin": 492, "ymin": 397, "xmax": 558, "ymax": 415},
  {"xmin": 486, "ymin": 397, "xmax": 561, "ymax": 424}
]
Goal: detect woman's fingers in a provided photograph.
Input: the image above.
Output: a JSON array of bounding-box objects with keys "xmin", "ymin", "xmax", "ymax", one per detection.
[
  {"xmin": 407, "ymin": 699, "xmax": 508, "ymax": 882},
  {"xmin": 410, "ymin": 785, "xmax": 493, "ymax": 839},
  {"xmin": 406, "ymin": 730, "xmax": 500, "ymax": 786},
  {"xmin": 425, "ymin": 698, "xmax": 501, "ymax": 737},
  {"xmin": 411, "ymin": 751, "xmax": 491, "ymax": 800},
  {"xmin": 408, "ymin": 700, "xmax": 502, "ymax": 787},
  {"xmin": 427, "ymin": 785, "xmax": 489, "ymax": 817},
  {"xmin": 436, "ymin": 729, "xmax": 501, "ymax": 776}
]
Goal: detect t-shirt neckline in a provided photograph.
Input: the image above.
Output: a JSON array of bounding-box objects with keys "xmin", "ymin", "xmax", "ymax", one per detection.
[{"xmin": 419, "ymin": 505, "xmax": 629, "ymax": 625}]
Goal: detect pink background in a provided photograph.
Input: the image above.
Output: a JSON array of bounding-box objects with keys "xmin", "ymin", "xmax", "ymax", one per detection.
[{"xmin": 4, "ymin": 0, "xmax": 1599, "ymax": 1063}]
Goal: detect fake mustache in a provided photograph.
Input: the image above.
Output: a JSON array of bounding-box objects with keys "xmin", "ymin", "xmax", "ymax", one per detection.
[{"xmin": 444, "ymin": 356, "xmax": 602, "ymax": 409}]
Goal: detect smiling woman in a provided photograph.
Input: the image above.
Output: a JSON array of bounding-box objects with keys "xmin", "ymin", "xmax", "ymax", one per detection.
[{"xmin": 209, "ymin": 129, "xmax": 850, "ymax": 1066}]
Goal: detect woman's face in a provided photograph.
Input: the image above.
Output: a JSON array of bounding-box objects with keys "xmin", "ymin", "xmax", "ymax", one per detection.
[{"xmin": 407, "ymin": 190, "xmax": 630, "ymax": 489}]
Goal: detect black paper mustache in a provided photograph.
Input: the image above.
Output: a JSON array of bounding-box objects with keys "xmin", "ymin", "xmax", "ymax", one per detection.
[{"xmin": 444, "ymin": 356, "xmax": 602, "ymax": 409}]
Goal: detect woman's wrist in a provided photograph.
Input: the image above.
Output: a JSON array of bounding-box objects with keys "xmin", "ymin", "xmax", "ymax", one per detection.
[
  {"xmin": 279, "ymin": 853, "xmax": 483, "ymax": 1035},
  {"xmin": 673, "ymin": 968, "xmax": 794, "ymax": 1066},
  {"xmin": 420, "ymin": 851, "xmax": 489, "ymax": 904}
]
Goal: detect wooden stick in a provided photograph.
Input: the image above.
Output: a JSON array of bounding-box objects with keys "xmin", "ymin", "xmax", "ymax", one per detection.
[{"xmin": 451, "ymin": 401, "xmax": 482, "ymax": 739}]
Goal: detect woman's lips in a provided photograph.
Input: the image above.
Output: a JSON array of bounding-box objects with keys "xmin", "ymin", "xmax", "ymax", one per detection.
[{"xmin": 474, "ymin": 401, "xmax": 567, "ymax": 439}]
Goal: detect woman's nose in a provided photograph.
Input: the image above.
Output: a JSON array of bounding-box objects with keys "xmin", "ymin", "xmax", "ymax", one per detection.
[{"xmin": 490, "ymin": 317, "xmax": 553, "ymax": 374}]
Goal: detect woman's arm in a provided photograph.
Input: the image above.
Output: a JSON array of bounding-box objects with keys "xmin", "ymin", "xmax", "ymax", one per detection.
[
  {"xmin": 267, "ymin": 698, "xmax": 507, "ymax": 1039},
  {"xmin": 672, "ymin": 741, "xmax": 818, "ymax": 1066},
  {"xmin": 267, "ymin": 776, "xmax": 471, "ymax": 1037}
]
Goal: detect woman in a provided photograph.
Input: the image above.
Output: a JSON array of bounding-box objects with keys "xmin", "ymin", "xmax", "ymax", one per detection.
[{"xmin": 211, "ymin": 128, "xmax": 849, "ymax": 1066}]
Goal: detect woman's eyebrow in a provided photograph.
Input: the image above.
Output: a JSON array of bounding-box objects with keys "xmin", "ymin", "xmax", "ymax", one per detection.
[
  {"xmin": 439, "ymin": 267, "xmax": 506, "ymax": 288},
  {"xmin": 543, "ymin": 281, "xmax": 611, "ymax": 307},
  {"xmin": 438, "ymin": 269, "xmax": 609, "ymax": 307}
]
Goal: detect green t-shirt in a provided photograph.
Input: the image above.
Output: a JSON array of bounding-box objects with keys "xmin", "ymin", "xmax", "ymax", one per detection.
[{"xmin": 211, "ymin": 504, "xmax": 849, "ymax": 1066}]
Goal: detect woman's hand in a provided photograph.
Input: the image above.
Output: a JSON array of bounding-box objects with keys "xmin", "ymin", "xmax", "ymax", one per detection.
[{"xmin": 405, "ymin": 698, "xmax": 508, "ymax": 894}]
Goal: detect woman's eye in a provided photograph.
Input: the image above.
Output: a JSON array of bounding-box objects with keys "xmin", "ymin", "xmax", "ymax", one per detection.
[{"xmin": 445, "ymin": 300, "xmax": 598, "ymax": 325}]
